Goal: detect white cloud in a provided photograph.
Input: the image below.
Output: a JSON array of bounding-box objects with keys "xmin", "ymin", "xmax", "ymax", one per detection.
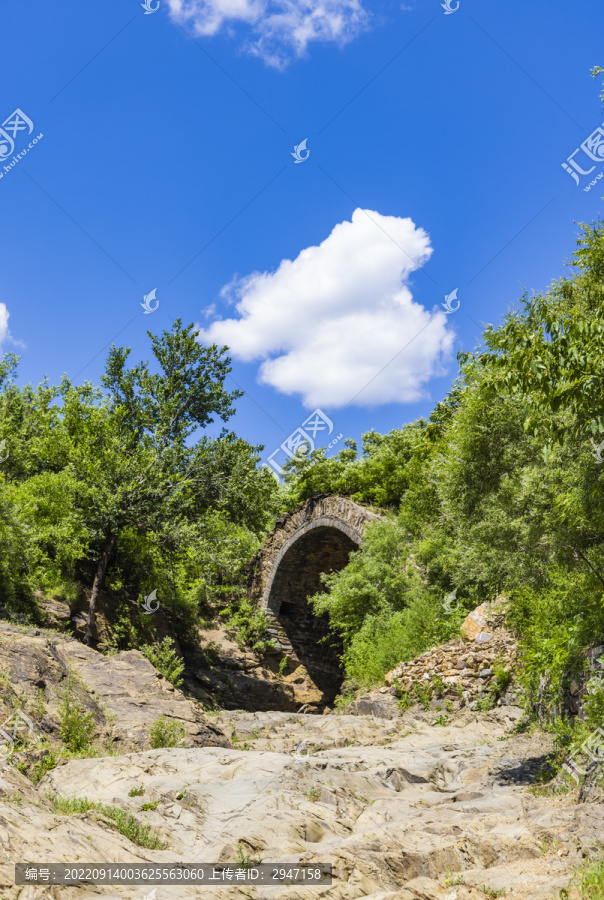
[
  {"xmin": 167, "ymin": 0, "xmax": 369, "ymax": 68},
  {"xmin": 0, "ymin": 304, "xmax": 9, "ymax": 347},
  {"xmin": 198, "ymin": 209, "xmax": 456, "ymax": 408}
]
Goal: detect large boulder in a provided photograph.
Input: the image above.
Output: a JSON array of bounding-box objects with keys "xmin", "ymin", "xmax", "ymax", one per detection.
[
  {"xmin": 460, "ymin": 596, "xmax": 508, "ymax": 642},
  {"xmin": 0, "ymin": 622, "xmax": 227, "ymax": 758}
]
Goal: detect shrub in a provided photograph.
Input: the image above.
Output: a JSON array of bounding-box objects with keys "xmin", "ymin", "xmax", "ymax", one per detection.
[
  {"xmin": 577, "ymin": 855, "xmax": 604, "ymax": 899},
  {"xmin": 58, "ymin": 672, "xmax": 96, "ymax": 752},
  {"xmin": 342, "ymin": 596, "xmax": 439, "ymax": 686},
  {"xmin": 491, "ymin": 665, "xmax": 512, "ymax": 697},
  {"xmin": 221, "ymin": 598, "xmax": 276, "ymax": 654},
  {"xmin": 333, "ymin": 690, "xmax": 355, "ymax": 711},
  {"xmin": 149, "ymin": 715, "xmax": 187, "ymax": 749},
  {"xmin": 584, "ymin": 658, "xmax": 604, "ymax": 729},
  {"xmin": 476, "ymin": 696, "xmax": 493, "ymax": 712},
  {"xmin": 141, "ymin": 637, "xmax": 184, "ymax": 688},
  {"xmin": 31, "ymin": 751, "xmax": 57, "ymax": 786}
]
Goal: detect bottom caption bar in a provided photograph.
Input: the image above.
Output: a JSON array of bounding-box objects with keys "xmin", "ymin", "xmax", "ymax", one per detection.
[{"xmin": 15, "ymin": 864, "xmax": 332, "ymax": 885}]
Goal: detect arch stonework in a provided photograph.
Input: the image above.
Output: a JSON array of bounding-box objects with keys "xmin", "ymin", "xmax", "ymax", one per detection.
[{"xmin": 248, "ymin": 495, "xmax": 381, "ymax": 697}]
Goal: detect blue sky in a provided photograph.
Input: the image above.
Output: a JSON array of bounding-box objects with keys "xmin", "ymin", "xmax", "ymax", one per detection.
[{"xmin": 2, "ymin": 0, "xmax": 604, "ymax": 475}]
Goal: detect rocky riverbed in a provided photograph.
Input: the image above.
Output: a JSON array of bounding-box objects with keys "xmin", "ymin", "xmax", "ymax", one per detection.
[{"xmin": 0, "ymin": 624, "xmax": 602, "ymax": 899}]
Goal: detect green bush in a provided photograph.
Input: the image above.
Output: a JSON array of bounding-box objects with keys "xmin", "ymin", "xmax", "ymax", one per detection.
[
  {"xmin": 491, "ymin": 665, "xmax": 512, "ymax": 700},
  {"xmin": 141, "ymin": 637, "xmax": 184, "ymax": 688},
  {"xmin": 577, "ymin": 855, "xmax": 604, "ymax": 899},
  {"xmin": 221, "ymin": 598, "xmax": 276, "ymax": 654},
  {"xmin": 58, "ymin": 672, "xmax": 96, "ymax": 752},
  {"xmin": 31, "ymin": 751, "xmax": 57, "ymax": 786},
  {"xmin": 308, "ymin": 517, "xmax": 416, "ymax": 646},
  {"xmin": 509, "ymin": 570, "xmax": 604, "ymax": 716},
  {"xmin": 128, "ymin": 785, "xmax": 144, "ymax": 797},
  {"xmin": 584, "ymin": 665, "xmax": 604, "ymax": 729},
  {"xmin": 341, "ymin": 593, "xmax": 440, "ymax": 686},
  {"xmin": 149, "ymin": 715, "xmax": 187, "ymax": 749}
]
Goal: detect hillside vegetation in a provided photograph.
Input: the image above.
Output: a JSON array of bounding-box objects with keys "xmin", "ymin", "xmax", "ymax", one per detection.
[
  {"xmin": 280, "ymin": 221, "xmax": 604, "ymax": 731},
  {"xmin": 1, "ymin": 223, "xmax": 604, "ymax": 743}
]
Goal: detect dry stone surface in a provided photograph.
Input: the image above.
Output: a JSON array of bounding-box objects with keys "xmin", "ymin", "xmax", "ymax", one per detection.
[
  {"xmin": 184, "ymin": 624, "xmax": 326, "ymax": 712},
  {"xmin": 0, "ymin": 622, "xmax": 227, "ymax": 757},
  {"xmin": 0, "ymin": 706, "xmax": 601, "ymax": 899}
]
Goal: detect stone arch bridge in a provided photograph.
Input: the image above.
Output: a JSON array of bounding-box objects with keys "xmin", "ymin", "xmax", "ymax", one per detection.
[{"xmin": 248, "ymin": 495, "xmax": 381, "ymax": 700}]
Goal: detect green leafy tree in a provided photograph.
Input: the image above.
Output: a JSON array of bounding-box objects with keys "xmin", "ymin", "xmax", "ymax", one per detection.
[{"xmin": 57, "ymin": 319, "xmax": 272, "ymax": 644}]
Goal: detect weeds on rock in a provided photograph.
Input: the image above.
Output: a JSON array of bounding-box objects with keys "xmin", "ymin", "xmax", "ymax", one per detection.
[
  {"xmin": 30, "ymin": 688, "xmax": 46, "ymax": 720},
  {"xmin": 480, "ymin": 885, "xmax": 506, "ymax": 898},
  {"xmin": 397, "ymin": 692, "xmax": 413, "ymax": 711},
  {"xmin": 220, "ymin": 599, "xmax": 276, "ymax": 654},
  {"xmin": 475, "ymin": 695, "xmax": 494, "ymax": 712},
  {"xmin": 492, "ymin": 664, "xmax": 512, "ymax": 696},
  {"xmin": 395, "ymin": 676, "xmax": 450, "ymax": 711},
  {"xmin": 31, "ymin": 751, "xmax": 57, "ymax": 786},
  {"xmin": 149, "ymin": 715, "xmax": 186, "ymax": 749},
  {"xmin": 333, "ymin": 691, "xmax": 355, "ymax": 711},
  {"xmin": 574, "ymin": 853, "xmax": 604, "ymax": 899},
  {"xmin": 202, "ymin": 640, "xmax": 221, "ymax": 668},
  {"xmin": 432, "ymin": 714, "xmax": 449, "ymax": 726},
  {"xmin": 141, "ymin": 637, "xmax": 184, "ymax": 688},
  {"xmin": 235, "ymin": 843, "xmax": 263, "ymax": 869},
  {"xmin": 50, "ymin": 795, "xmax": 98, "ymax": 815},
  {"xmin": 49, "ymin": 795, "xmax": 168, "ymax": 849},
  {"xmin": 58, "ymin": 671, "xmax": 96, "ymax": 752},
  {"xmin": 128, "ymin": 785, "xmax": 144, "ymax": 797}
]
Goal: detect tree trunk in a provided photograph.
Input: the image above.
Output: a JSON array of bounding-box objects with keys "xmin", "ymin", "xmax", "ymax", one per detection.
[{"xmin": 84, "ymin": 532, "xmax": 116, "ymax": 646}]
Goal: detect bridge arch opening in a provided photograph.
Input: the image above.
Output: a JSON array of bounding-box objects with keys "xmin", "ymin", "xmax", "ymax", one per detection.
[{"xmin": 265, "ymin": 522, "xmax": 359, "ymax": 698}]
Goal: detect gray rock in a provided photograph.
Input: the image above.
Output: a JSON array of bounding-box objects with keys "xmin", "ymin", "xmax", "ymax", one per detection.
[
  {"xmin": 475, "ymin": 632, "xmax": 494, "ymax": 644},
  {"xmin": 0, "ymin": 622, "xmax": 228, "ymax": 755},
  {"xmin": 0, "ymin": 683, "xmax": 597, "ymax": 898}
]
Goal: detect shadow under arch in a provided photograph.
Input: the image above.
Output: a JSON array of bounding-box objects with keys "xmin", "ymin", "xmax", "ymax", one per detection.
[{"xmin": 263, "ymin": 518, "xmax": 361, "ymax": 699}]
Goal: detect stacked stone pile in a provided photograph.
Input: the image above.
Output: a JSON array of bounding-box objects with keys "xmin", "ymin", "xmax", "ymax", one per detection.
[{"xmin": 384, "ymin": 602, "xmax": 521, "ymax": 708}]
